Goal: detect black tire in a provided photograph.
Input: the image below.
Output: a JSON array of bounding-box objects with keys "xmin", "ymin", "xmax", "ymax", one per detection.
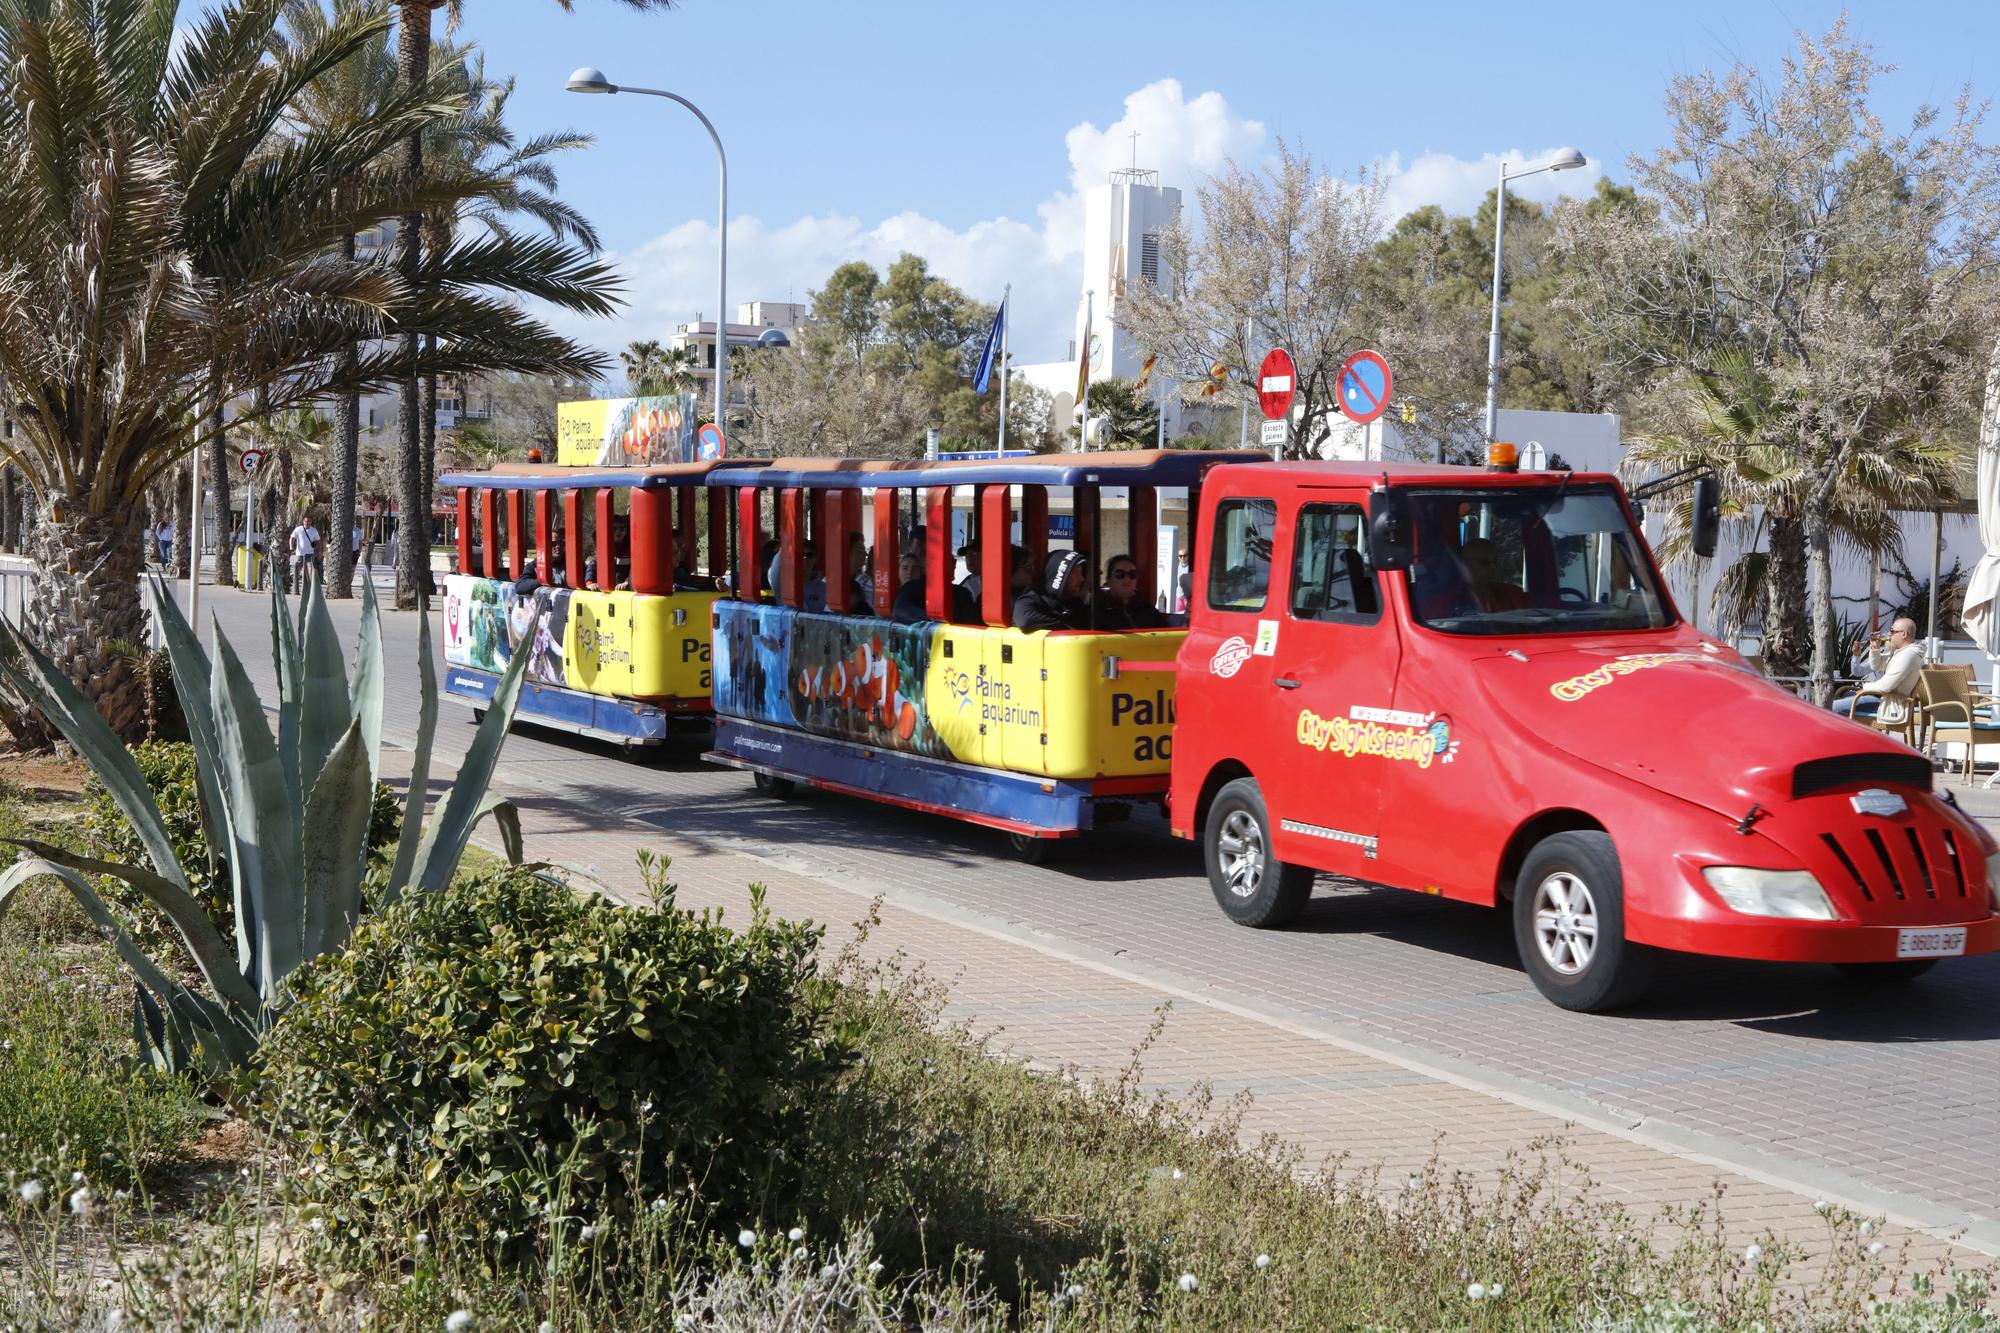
[
  {"xmin": 1203, "ymin": 777, "xmax": 1314, "ymax": 928},
  {"xmin": 1512, "ymin": 831, "xmax": 1654, "ymax": 1012},
  {"xmin": 1008, "ymin": 831, "xmax": 1060, "ymax": 864},
  {"xmin": 751, "ymin": 771, "xmax": 796, "ymax": 799},
  {"xmin": 469, "ymin": 707, "xmax": 486, "ymax": 724},
  {"xmin": 1833, "ymin": 959, "xmax": 1938, "ymax": 984}
]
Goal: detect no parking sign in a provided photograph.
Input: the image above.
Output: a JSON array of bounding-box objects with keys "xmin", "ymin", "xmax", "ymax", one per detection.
[
  {"xmin": 696, "ymin": 422, "xmax": 725, "ymax": 461},
  {"xmin": 1337, "ymin": 349, "xmax": 1393, "ymax": 425}
]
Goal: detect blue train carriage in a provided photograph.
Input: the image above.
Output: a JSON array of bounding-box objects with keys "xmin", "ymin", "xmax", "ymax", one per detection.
[
  {"xmin": 701, "ymin": 449, "xmax": 1267, "ymax": 854},
  {"xmin": 436, "ymin": 459, "xmax": 767, "ymax": 747}
]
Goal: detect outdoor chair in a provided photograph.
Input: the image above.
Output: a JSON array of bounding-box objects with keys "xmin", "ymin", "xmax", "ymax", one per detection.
[{"xmin": 1919, "ymin": 667, "xmax": 2000, "ymax": 782}]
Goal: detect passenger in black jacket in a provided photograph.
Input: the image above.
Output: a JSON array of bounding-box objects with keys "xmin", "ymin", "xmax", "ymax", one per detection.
[{"xmin": 1013, "ymin": 549, "xmax": 1092, "ymax": 631}]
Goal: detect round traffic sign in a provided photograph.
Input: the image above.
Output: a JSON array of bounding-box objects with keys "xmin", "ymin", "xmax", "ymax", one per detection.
[
  {"xmin": 695, "ymin": 422, "xmax": 726, "ymax": 461},
  {"xmin": 238, "ymin": 448, "xmax": 265, "ymax": 476},
  {"xmin": 1258, "ymin": 348, "xmax": 1296, "ymax": 421},
  {"xmin": 1337, "ymin": 349, "xmax": 1393, "ymax": 425}
]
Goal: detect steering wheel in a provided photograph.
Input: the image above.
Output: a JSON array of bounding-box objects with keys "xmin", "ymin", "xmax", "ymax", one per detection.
[{"xmin": 1555, "ymin": 587, "xmax": 1591, "ymax": 605}]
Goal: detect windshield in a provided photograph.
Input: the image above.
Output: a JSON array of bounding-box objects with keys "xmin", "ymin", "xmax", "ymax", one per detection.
[{"xmin": 1405, "ymin": 486, "xmax": 1673, "ymax": 635}]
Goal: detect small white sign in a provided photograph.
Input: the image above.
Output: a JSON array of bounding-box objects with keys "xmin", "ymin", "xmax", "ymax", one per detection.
[
  {"xmin": 1253, "ymin": 619, "xmax": 1279, "ymax": 656},
  {"xmin": 1260, "ymin": 419, "xmax": 1287, "ymax": 447},
  {"xmin": 1260, "ymin": 374, "xmax": 1293, "ymax": 393}
]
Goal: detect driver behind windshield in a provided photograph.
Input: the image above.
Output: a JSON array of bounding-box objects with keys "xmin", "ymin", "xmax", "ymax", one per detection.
[{"xmin": 1458, "ymin": 538, "xmax": 1528, "ymax": 613}]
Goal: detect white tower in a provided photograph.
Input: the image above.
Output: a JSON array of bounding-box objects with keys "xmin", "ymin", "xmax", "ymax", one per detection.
[{"xmin": 1076, "ymin": 167, "xmax": 1181, "ymax": 383}]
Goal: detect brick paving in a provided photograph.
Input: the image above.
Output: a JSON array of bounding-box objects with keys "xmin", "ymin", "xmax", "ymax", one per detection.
[{"xmin": 197, "ymin": 588, "xmax": 2000, "ymax": 1268}]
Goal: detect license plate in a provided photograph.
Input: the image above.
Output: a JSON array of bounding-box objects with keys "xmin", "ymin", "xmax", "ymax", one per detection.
[{"xmin": 1896, "ymin": 927, "xmax": 1967, "ymax": 959}]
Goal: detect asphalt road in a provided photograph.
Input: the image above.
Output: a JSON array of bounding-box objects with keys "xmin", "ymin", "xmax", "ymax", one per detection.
[{"xmin": 191, "ymin": 585, "xmax": 2000, "ymax": 1241}]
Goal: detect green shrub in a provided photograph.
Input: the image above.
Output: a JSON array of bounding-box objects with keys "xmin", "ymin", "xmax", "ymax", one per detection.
[
  {"xmin": 80, "ymin": 740, "xmax": 401, "ymax": 959},
  {"xmin": 256, "ymin": 862, "xmax": 851, "ymax": 1248}
]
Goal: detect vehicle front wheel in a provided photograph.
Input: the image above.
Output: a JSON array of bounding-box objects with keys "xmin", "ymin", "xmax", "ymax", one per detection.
[
  {"xmin": 1833, "ymin": 959, "xmax": 1938, "ymax": 984},
  {"xmin": 1512, "ymin": 831, "xmax": 1653, "ymax": 1012},
  {"xmin": 1008, "ymin": 831, "xmax": 1061, "ymax": 864},
  {"xmin": 1203, "ymin": 778, "xmax": 1314, "ymax": 928}
]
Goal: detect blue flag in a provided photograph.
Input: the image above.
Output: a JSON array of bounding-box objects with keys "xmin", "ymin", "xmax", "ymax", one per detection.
[{"xmin": 972, "ymin": 296, "xmax": 1006, "ymax": 394}]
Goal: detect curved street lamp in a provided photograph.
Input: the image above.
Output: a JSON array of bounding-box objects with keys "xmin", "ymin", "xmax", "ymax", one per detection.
[
  {"xmin": 567, "ymin": 67, "xmax": 729, "ymax": 432},
  {"xmin": 1483, "ymin": 148, "xmax": 1587, "ymax": 448}
]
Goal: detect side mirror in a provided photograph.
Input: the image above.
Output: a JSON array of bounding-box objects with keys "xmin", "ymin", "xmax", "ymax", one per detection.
[
  {"xmin": 1368, "ymin": 490, "xmax": 1413, "ymax": 572},
  {"xmin": 1690, "ymin": 475, "xmax": 1721, "ymax": 559}
]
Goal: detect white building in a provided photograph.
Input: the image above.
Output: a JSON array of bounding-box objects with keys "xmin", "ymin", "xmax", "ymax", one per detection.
[
  {"xmin": 668, "ymin": 301, "xmax": 809, "ymax": 413},
  {"xmin": 1015, "ymin": 167, "xmax": 1188, "ymax": 437}
]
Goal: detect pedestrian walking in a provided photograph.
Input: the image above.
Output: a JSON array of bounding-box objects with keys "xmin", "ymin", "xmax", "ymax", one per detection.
[{"xmin": 288, "ymin": 514, "xmax": 320, "ymax": 593}]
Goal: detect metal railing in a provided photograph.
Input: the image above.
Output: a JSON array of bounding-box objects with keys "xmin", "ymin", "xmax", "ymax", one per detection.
[{"xmin": 0, "ymin": 556, "xmax": 163, "ymax": 649}]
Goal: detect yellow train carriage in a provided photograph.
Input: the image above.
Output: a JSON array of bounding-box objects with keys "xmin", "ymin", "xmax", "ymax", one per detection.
[
  {"xmin": 436, "ymin": 460, "xmax": 761, "ymax": 746},
  {"xmin": 702, "ymin": 450, "xmax": 1264, "ymax": 852}
]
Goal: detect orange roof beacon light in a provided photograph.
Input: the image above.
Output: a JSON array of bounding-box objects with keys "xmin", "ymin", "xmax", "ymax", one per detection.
[
  {"xmin": 526, "ymin": 448, "xmax": 544, "ymax": 463},
  {"xmin": 1487, "ymin": 441, "xmax": 1520, "ymax": 473}
]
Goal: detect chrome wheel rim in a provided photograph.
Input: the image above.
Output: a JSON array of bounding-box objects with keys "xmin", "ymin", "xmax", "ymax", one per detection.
[
  {"xmin": 1532, "ymin": 871, "xmax": 1599, "ymax": 976},
  {"xmin": 1217, "ymin": 808, "xmax": 1266, "ymax": 899}
]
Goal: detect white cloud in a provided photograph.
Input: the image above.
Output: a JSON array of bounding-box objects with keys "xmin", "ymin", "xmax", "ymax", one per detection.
[
  {"xmin": 533, "ymin": 93, "xmax": 1595, "ymax": 375},
  {"xmin": 1376, "ymin": 147, "xmax": 1596, "ymax": 225}
]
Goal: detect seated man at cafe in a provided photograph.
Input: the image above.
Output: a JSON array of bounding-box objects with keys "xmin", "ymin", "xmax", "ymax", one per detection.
[{"xmin": 1834, "ymin": 618, "xmax": 1923, "ymax": 718}]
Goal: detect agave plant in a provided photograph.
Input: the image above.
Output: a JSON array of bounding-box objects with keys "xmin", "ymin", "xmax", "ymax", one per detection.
[{"xmin": 0, "ymin": 576, "xmax": 535, "ymax": 1073}]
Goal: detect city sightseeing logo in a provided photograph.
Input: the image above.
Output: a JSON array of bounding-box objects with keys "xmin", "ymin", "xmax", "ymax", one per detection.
[{"xmin": 1210, "ymin": 635, "xmax": 1253, "ymax": 678}]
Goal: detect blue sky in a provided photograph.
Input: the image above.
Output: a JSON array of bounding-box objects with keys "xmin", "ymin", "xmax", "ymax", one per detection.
[{"xmin": 458, "ymin": 0, "xmax": 2000, "ymax": 371}]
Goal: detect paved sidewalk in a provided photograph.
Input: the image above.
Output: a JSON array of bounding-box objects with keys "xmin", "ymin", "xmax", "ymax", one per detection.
[{"xmin": 383, "ymin": 753, "xmax": 1995, "ymax": 1277}]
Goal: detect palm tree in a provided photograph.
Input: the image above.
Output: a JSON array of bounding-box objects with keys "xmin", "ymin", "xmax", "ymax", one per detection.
[
  {"xmin": 390, "ymin": 0, "xmax": 674, "ymax": 607},
  {"xmin": 622, "ymin": 338, "xmax": 702, "ymax": 397},
  {"xmin": 1078, "ymin": 377, "xmax": 1161, "ymax": 450},
  {"xmin": 0, "ymin": 0, "xmax": 618, "ymax": 737},
  {"xmin": 1627, "ymin": 353, "xmax": 1960, "ymax": 676},
  {"xmin": 419, "ymin": 58, "xmax": 599, "ymax": 521}
]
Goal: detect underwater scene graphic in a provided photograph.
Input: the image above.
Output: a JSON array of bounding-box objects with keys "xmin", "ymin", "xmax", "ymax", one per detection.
[
  {"xmin": 713, "ymin": 601, "xmax": 947, "ymax": 757},
  {"xmin": 441, "ymin": 575, "xmax": 567, "ymax": 685}
]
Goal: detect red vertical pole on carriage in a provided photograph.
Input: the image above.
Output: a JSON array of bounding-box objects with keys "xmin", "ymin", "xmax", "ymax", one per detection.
[
  {"xmin": 925, "ymin": 486, "xmax": 952, "ymax": 621},
  {"xmin": 1074, "ymin": 484, "xmax": 1101, "ymax": 629},
  {"xmin": 1130, "ymin": 485, "xmax": 1158, "ymax": 610},
  {"xmin": 1021, "ymin": 485, "xmax": 1049, "ymax": 582},
  {"xmin": 777, "ymin": 486, "xmax": 805, "ymax": 608},
  {"xmin": 979, "ymin": 483, "xmax": 1011, "ymax": 626},
  {"xmin": 736, "ymin": 485, "xmax": 762, "ymax": 600},
  {"xmin": 872, "ymin": 488, "xmax": 899, "ymax": 612},
  {"xmin": 708, "ymin": 486, "xmax": 730, "ymax": 584},
  {"xmin": 594, "ymin": 489, "xmax": 615, "ymax": 591},
  {"xmin": 455, "ymin": 488, "xmax": 472, "ymax": 575},
  {"xmin": 822, "ymin": 489, "xmax": 850, "ymax": 613},
  {"xmin": 504, "ymin": 490, "xmax": 526, "ymax": 578},
  {"xmin": 478, "ymin": 489, "xmax": 498, "ymax": 579},
  {"xmin": 563, "ymin": 490, "xmax": 585, "ymax": 590},
  {"xmin": 628, "ymin": 486, "xmax": 671, "ymax": 595},
  {"xmin": 534, "ymin": 491, "xmax": 555, "ymax": 578}
]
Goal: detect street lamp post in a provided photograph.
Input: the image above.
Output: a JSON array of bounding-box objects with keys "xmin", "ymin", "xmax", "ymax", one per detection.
[
  {"xmin": 1483, "ymin": 148, "xmax": 1586, "ymax": 449},
  {"xmin": 567, "ymin": 68, "xmax": 728, "ymax": 431}
]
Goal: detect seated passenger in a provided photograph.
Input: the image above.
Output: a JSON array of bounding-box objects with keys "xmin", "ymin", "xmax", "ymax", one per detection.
[
  {"xmin": 1014, "ymin": 550, "xmax": 1092, "ymax": 632},
  {"xmin": 1459, "ymin": 538, "xmax": 1528, "ymax": 612},
  {"xmin": 892, "ymin": 527, "xmax": 975, "ymax": 623},
  {"xmin": 1099, "ymin": 554, "xmax": 1167, "ymax": 629},
  {"xmin": 846, "ymin": 533, "xmax": 872, "ymax": 611},
  {"xmin": 673, "ymin": 534, "xmax": 715, "ymax": 591}
]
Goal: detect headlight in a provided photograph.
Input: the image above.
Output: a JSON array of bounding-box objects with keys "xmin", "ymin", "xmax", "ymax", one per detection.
[
  {"xmin": 1702, "ymin": 867, "xmax": 1838, "ymax": 921},
  {"xmin": 1985, "ymin": 849, "xmax": 2000, "ymax": 907}
]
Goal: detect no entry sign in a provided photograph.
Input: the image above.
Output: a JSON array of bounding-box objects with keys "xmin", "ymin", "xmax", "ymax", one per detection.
[
  {"xmin": 1258, "ymin": 348, "xmax": 1296, "ymax": 421},
  {"xmin": 1337, "ymin": 349, "xmax": 1393, "ymax": 425}
]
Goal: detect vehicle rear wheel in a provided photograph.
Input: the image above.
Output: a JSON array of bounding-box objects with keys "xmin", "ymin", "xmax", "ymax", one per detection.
[
  {"xmin": 1833, "ymin": 959, "xmax": 1938, "ymax": 984},
  {"xmin": 1203, "ymin": 778, "xmax": 1313, "ymax": 928},
  {"xmin": 469, "ymin": 708, "xmax": 485, "ymax": 724},
  {"xmin": 751, "ymin": 771, "xmax": 796, "ymax": 799},
  {"xmin": 1512, "ymin": 831, "xmax": 1653, "ymax": 1012},
  {"xmin": 1008, "ymin": 831, "xmax": 1060, "ymax": 864}
]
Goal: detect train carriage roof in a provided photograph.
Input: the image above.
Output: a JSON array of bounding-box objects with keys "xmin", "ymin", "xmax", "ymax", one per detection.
[
  {"xmin": 437, "ymin": 459, "xmax": 767, "ymax": 491},
  {"xmin": 705, "ymin": 449, "xmax": 1269, "ymax": 491}
]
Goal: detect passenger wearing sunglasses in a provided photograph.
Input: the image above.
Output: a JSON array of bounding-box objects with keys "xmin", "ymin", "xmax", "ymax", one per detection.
[{"xmin": 1099, "ymin": 554, "xmax": 1168, "ymax": 630}]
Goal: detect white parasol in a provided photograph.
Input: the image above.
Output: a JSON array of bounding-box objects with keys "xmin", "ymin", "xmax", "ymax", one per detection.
[{"xmin": 1959, "ymin": 336, "xmax": 2000, "ymax": 655}]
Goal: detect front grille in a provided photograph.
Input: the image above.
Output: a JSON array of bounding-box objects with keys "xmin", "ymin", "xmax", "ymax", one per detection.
[
  {"xmin": 1819, "ymin": 823, "xmax": 1970, "ymax": 908},
  {"xmin": 1793, "ymin": 753, "xmax": 1933, "ymax": 799}
]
